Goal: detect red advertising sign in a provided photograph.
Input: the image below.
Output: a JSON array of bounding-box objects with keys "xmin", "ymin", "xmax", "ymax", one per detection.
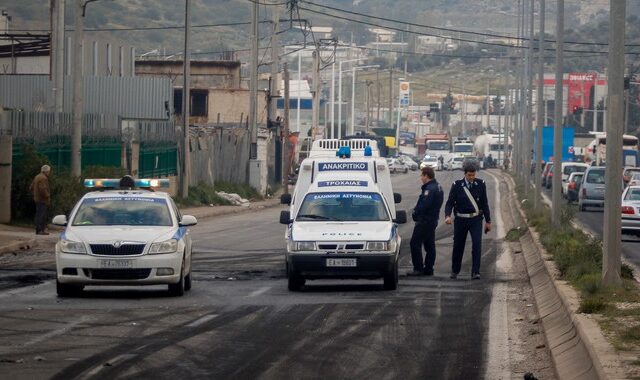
[{"xmin": 567, "ymin": 72, "xmax": 597, "ymax": 113}]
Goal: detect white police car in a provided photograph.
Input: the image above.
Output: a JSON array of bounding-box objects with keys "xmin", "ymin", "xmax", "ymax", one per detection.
[{"xmin": 52, "ymin": 177, "xmax": 197, "ymax": 297}]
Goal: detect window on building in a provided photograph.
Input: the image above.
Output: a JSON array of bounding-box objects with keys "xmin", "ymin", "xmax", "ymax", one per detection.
[
  {"xmin": 191, "ymin": 90, "xmax": 208, "ymax": 117},
  {"xmin": 174, "ymin": 89, "xmax": 182, "ymax": 115}
]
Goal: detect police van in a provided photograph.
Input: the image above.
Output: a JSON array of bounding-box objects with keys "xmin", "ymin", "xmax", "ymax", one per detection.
[{"xmin": 279, "ymin": 139, "xmax": 407, "ymax": 291}]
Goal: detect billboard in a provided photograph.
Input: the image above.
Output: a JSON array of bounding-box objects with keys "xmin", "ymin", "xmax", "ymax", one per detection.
[{"xmin": 567, "ymin": 72, "xmax": 596, "ymax": 114}]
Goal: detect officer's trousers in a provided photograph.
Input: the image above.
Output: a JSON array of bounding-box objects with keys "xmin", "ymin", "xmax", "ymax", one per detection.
[
  {"xmin": 451, "ymin": 216, "xmax": 483, "ymax": 275},
  {"xmin": 410, "ymin": 220, "xmax": 437, "ymax": 272}
]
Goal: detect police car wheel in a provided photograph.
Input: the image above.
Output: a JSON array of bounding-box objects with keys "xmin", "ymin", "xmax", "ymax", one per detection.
[
  {"xmin": 383, "ymin": 261, "xmax": 398, "ymax": 290},
  {"xmin": 56, "ymin": 279, "xmax": 83, "ymax": 297},
  {"xmin": 168, "ymin": 261, "xmax": 186, "ymax": 296}
]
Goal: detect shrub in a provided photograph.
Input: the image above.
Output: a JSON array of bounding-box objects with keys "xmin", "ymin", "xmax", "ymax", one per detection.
[
  {"xmin": 579, "ymin": 296, "xmax": 608, "ymax": 314},
  {"xmin": 11, "ymin": 145, "xmax": 49, "ymax": 222}
]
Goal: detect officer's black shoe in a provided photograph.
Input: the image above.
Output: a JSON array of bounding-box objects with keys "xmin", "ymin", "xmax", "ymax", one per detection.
[
  {"xmin": 407, "ymin": 269, "xmax": 424, "ymax": 276},
  {"xmin": 423, "ymin": 269, "xmax": 434, "ymax": 276},
  {"xmin": 449, "ymin": 272, "xmax": 458, "ymax": 279},
  {"xmin": 472, "ymin": 273, "xmax": 481, "ymax": 280}
]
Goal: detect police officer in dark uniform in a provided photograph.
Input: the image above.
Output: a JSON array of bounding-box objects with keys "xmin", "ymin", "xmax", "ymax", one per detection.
[
  {"xmin": 444, "ymin": 161, "xmax": 492, "ymax": 279},
  {"xmin": 408, "ymin": 166, "xmax": 444, "ymax": 276}
]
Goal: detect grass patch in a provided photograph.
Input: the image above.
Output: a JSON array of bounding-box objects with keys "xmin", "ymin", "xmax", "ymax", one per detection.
[
  {"xmin": 512, "ymin": 174, "xmax": 640, "ymax": 357},
  {"xmin": 505, "ymin": 227, "xmax": 525, "ymax": 242}
]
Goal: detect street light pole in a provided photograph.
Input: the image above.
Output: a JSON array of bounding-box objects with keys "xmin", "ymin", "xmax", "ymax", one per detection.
[
  {"xmin": 602, "ymin": 0, "xmax": 625, "ymax": 286},
  {"xmin": 534, "ymin": 0, "xmax": 545, "ymax": 210},
  {"xmin": 71, "ymin": 0, "xmax": 84, "ymax": 177},
  {"xmin": 552, "ymin": 0, "xmax": 564, "ymax": 226}
]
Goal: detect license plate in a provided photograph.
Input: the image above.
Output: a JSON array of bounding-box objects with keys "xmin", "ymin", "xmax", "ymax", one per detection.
[
  {"xmin": 326, "ymin": 258, "xmax": 357, "ymax": 267},
  {"xmin": 99, "ymin": 259, "xmax": 133, "ymax": 269}
]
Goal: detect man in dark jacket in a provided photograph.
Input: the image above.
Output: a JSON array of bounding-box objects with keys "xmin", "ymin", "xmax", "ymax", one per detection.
[
  {"xmin": 408, "ymin": 166, "xmax": 444, "ymax": 276},
  {"xmin": 444, "ymin": 161, "xmax": 491, "ymax": 279},
  {"xmin": 30, "ymin": 165, "xmax": 52, "ymax": 235}
]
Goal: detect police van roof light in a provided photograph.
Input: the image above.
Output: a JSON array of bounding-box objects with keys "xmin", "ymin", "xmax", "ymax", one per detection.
[
  {"xmin": 336, "ymin": 146, "xmax": 351, "ymax": 158},
  {"xmin": 364, "ymin": 146, "xmax": 372, "ymax": 157}
]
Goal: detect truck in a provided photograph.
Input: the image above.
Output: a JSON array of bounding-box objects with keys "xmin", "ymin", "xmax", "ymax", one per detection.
[
  {"xmin": 421, "ymin": 133, "xmax": 450, "ymax": 161},
  {"xmin": 474, "ymin": 133, "xmax": 507, "ymax": 167},
  {"xmin": 451, "ymin": 137, "xmax": 474, "ymax": 158},
  {"xmin": 279, "ymin": 139, "xmax": 407, "ymax": 291},
  {"xmin": 585, "ymin": 132, "xmax": 639, "ymax": 167}
]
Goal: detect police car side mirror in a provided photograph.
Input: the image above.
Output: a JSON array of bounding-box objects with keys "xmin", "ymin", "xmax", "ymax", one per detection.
[
  {"xmin": 280, "ymin": 210, "xmax": 292, "ymax": 224},
  {"xmin": 52, "ymin": 215, "xmax": 68, "ymax": 226},
  {"xmin": 179, "ymin": 215, "xmax": 198, "ymax": 227},
  {"xmin": 280, "ymin": 193, "xmax": 292, "ymax": 205},
  {"xmin": 393, "ymin": 193, "xmax": 402, "ymax": 204},
  {"xmin": 394, "ymin": 210, "xmax": 407, "ymax": 224}
]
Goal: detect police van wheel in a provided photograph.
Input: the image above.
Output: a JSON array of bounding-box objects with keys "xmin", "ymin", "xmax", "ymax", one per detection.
[
  {"xmin": 56, "ymin": 280, "xmax": 83, "ymax": 297},
  {"xmin": 383, "ymin": 261, "xmax": 398, "ymax": 290},
  {"xmin": 287, "ymin": 263, "xmax": 305, "ymax": 291}
]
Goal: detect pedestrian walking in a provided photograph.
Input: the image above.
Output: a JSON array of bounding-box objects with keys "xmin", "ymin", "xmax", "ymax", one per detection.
[
  {"xmin": 444, "ymin": 161, "xmax": 491, "ymax": 279},
  {"xmin": 30, "ymin": 165, "xmax": 52, "ymax": 235},
  {"xmin": 408, "ymin": 166, "xmax": 444, "ymax": 276}
]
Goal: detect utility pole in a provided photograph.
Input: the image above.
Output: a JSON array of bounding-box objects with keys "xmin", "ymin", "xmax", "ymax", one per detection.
[
  {"xmin": 249, "ymin": 0, "xmax": 258, "ymax": 159},
  {"xmin": 180, "ymin": 0, "xmax": 192, "ymax": 198},
  {"xmin": 71, "ymin": 0, "xmax": 84, "ymax": 177},
  {"xmin": 497, "ymin": 89, "xmax": 502, "ymax": 166},
  {"xmin": 376, "ymin": 69, "xmax": 381, "ymax": 128},
  {"xmin": 514, "ymin": 0, "xmax": 522, "ymax": 176},
  {"xmin": 486, "ymin": 81, "xmax": 490, "ymax": 132},
  {"xmin": 311, "ymin": 49, "xmax": 320, "ymax": 139},
  {"xmin": 51, "ymin": 0, "xmax": 65, "ymax": 114},
  {"xmin": 388, "ymin": 69, "xmax": 393, "ymax": 128},
  {"xmin": 551, "ymin": 0, "xmax": 564, "ymax": 225},
  {"xmin": 283, "ymin": 62, "xmax": 290, "ymax": 195},
  {"xmin": 524, "ymin": 0, "xmax": 534, "ymax": 194},
  {"xmin": 270, "ymin": 7, "xmax": 279, "ymax": 123},
  {"xmin": 534, "ymin": 0, "xmax": 545, "ymax": 210},
  {"xmin": 603, "ymin": 0, "xmax": 625, "ymax": 286},
  {"xmin": 330, "ymin": 61, "xmax": 335, "ymax": 138}
]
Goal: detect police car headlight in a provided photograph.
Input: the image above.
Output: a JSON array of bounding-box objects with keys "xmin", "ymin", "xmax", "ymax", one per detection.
[
  {"xmin": 366, "ymin": 240, "xmax": 396, "ymax": 252},
  {"xmin": 60, "ymin": 239, "xmax": 86, "ymax": 254},
  {"xmin": 149, "ymin": 239, "xmax": 178, "ymax": 254},
  {"xmin": 292, "ymin": 241, "xmax": 316, "ymax": 251}
]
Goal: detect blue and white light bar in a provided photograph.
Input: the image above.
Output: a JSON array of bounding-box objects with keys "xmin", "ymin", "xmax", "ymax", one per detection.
[{"xmin": 84, "ymin": 178, "xmax": 170, "ymax": 189}]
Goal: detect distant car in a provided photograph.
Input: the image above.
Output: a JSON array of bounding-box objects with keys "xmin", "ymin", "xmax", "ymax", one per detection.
[
  {"xmin": 566, "ymin": 172, "xmax": 584, "ymax": 203},
  {"xmin": 420, "ymin": 156, "xmax": 439, "ymax": 170},
  {"xmin": 462, "ymin": 156, "xmax": 481, "ymax": 171},
  {"xmin": 621, "ymin": 185, "xmax": 640, "ymax": 237},
  {"xmin": 629, "ymin": 172, "xmax": 640, "ymax": 187},
  {"xmin": 52, "ymin": 177, "xmax": 197, "ymax": 297},
  {"xmin": 398, "ymin": 156, "xmax": 419, "ymax": 171},
  {"xmin": 578, "ymin": 166, "xmax": 606, "ymax": 211},
  {"xmin": 387, "ymin": 158, "xmax": 408, "ymax": 173},
  {"xmin": 561, "ymin": 162, "xmax": 588, "ymax": 195},
  {"xmin": 623, "ymin": 167, "xmax": 640, "ymax": 187},
  {"xmin": 446, "ymin": 156, "xmax": 465, "ymax": 171}
]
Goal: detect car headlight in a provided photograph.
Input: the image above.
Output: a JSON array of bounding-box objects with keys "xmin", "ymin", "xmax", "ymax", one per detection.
[
  {"xmin": 149, "ymin": 239, "xmax": 178, "ymax": 254},
  {"xmin": 291, "ymin": 241, "xmax": 316, "ymax": 251},
  {"xmin": 366, "ymin": 240, "xmax": 396, "ymax": 252},
  {"xmin": 60, "ymin": 239, "xmax": 86, "ymax": 254}
]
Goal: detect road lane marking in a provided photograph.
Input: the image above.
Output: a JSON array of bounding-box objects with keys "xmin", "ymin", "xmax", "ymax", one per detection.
[
  {"xmin": 24, "ymin": 316, "xmax": 89, "ymax": 347},
  {"xmin": 247, "ymin": 286, "xmax": 271, "ymax": 298},
  {"xmin": 186, "ymin": 314, "xmax": 218, "ymax": 327}
]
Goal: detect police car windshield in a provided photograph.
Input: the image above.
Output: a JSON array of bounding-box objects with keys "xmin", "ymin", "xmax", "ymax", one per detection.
[
  {"xmin": 72, "ymin": 197, "xmax": 173, "ymax": 226},
  {"xmin": 297, "ymin": 192, "xmax": 390, "ymax": 222}
]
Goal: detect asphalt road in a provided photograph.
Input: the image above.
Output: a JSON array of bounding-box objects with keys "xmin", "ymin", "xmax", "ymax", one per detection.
[
  {"xmin": 0, "ymin": 169, "xmax": 515, "ymax": 379},
  {"xmin": 541, "ymin": 186, "xmax": 640, "ymax": 269}
]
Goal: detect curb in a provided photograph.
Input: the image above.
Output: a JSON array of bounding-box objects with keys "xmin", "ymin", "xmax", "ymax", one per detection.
[{"xmin": 505, "ymin": 174, "xmax": 627, "ymax": 380}]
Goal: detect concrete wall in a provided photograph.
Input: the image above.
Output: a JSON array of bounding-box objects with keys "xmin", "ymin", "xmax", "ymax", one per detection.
[
  {"xmin": 135, "ymin": 60, "xmax": 241, "ymax": 89},
  {"xmin": 207, "ymin": 89, "xmax": 268, "ymax": 125},
  {"xmin": 0, "ymin": 56, "xmax": 49, "ymax": 74}
]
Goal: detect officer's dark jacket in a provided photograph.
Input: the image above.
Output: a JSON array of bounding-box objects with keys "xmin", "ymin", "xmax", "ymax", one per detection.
[
  {"xmin": 444, "ymin": 178, "xmax": 491, "ymax": 223},
  {"xmin": 413, "ymin": 179, "xmax": 444, "ymax": 222}
]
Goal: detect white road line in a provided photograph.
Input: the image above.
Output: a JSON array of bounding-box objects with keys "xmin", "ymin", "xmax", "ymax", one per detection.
[
  {"xmin": 247, "ymin": 286, "xmax": 271, "ymax": 298},
  {"xmin": 484, "ymin": 170, "xmax": 511, "ymax": 380},
  {"xmin": 23, "ymin": 315, "xmax": 89, "ymax": 347},
  {"xmin": 186, "ymin": 314, "xmax": 218, "ymax": 328}
]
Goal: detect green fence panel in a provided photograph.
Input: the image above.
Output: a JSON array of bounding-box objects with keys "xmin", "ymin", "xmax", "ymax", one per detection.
[
  {"xmin": 138, "ymin": 143, "xmax": 178, "ymax": 178},
  {"xmin": 12, "ymin": 139, "xmax": 122, "ymax": 172}
]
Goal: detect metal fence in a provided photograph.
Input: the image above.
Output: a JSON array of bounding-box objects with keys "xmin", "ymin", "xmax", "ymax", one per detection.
[{"xmin": 189, "ymin": 126, "xmax": 250, "ymax": 186}]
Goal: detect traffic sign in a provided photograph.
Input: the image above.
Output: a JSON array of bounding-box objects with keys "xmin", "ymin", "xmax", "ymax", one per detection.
[{"xmin": 568, "ymin": 146, "xmax": 574, "ymax": 154}]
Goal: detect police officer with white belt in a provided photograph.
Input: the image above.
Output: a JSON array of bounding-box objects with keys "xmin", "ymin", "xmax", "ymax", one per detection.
[{"xmin": 444, "ymin": 161, "xmax": 492, "ymax": 279}]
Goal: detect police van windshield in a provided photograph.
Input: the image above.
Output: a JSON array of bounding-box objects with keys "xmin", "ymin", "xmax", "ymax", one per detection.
[
  {"xmin": 453, "ymin": 144, "xmax": 473, "ymax": 153},
  {"xmin": 72, "ymin": 197, "xmax": 173, "ymax": 226},
  {"xmin": 297, "ymin": 192, "xmax": 390, "ymax": 222}
]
